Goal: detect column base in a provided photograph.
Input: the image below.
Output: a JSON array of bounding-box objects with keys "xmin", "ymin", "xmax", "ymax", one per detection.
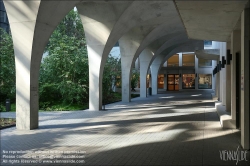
[{"xmin": 215, "ymin": 101, "xmax": 236, "ymax": 129}]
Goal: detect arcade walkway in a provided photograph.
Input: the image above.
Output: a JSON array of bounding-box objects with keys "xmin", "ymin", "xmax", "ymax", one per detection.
[{"xmin": 0, "ymin": 91, "xmax": 249, "ymax": 165}]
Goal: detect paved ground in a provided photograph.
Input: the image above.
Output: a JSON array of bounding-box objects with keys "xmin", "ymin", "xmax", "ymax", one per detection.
[{"xmin": 1, "ymin": 90, "xmax": 249, "ymax": 165}]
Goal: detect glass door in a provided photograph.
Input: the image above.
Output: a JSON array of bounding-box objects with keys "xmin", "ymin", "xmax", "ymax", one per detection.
[{"xmin": 167, "ymin": 74, "xmax": 179, "ymax": 91}]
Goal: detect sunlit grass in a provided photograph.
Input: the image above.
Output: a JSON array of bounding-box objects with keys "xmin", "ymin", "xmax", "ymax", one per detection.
[{"xmin": 0, "ymin": 118, "xmax": 16, "ymax": 129}]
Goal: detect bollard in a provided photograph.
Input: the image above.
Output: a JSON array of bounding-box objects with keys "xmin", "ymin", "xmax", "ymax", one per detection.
[{"xmin": 6, "ymin": 99, "xmax": 10, "ymax": 112}]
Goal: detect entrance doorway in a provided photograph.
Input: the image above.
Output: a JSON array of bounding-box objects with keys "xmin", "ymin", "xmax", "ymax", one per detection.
[{"xmin": 167, "ymin": 74, "xmax": 179, "ymax": 91}]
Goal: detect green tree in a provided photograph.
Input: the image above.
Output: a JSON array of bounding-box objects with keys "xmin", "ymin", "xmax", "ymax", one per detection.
[
  {"xmin": 39, "ymin": 10, "xmax": 89, "ymax": 108},
  {"xmin": 102, "ymin": 55, "xmax": 121, "ymax": 104},
  {"xmin": 131, "ymin": 68, "xmax": 139, "ymax": 91},
  {"xmin": 0, "ymin": 9, "xmax": 124, "ymax": 111},
  {"xmin": 0, "ymin": 28, "xmax": 15, "ymax": 106}
]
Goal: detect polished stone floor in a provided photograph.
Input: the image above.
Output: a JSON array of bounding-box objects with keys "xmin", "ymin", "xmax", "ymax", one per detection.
[{"xmin": 1, "ymin": 90, "xmax": 249, "ymax": 165}]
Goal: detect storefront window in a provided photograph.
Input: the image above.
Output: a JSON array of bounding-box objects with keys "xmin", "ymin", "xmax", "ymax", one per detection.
[
  {"xmin": 198, "ymin": 58, "xmax": 212, "ymax": 67},
  {"xmin": 167, "ymin": 54, "xmax": 179, "ymax": 67},
  {"xmin": 198, "ymin": 74, "xmax": 212, "ymax": 89},
  {"xmin": 182, "ymin": 54, "xmax": 195, "ymax": 66},
  {"xmin": 182, "ymin": 74, "xmax": 195, "ymax": 89},
  {"xmin": 158, "ymin": 74, "xmax": 164, "ymax": 89}
]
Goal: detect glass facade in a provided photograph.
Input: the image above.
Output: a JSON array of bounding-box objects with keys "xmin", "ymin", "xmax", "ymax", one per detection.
[
  {"xmin": 198, "ymin": 58, "xmax": 212, "ymax": 67},
  {"xmin": 182, "ymin": 74, "xmax": 195, "ymax": 89},
  {"xmin": 159, "ymin": 51, "xmax": 215, "ymax": 91},
  {"xmin": 167, "ymin": 54, "xmax": 179, "ymax": 67},
  {"xmin": 198, "ymin": 74, "xmax": 212, "ymax": 89},
  {"xmin": 182, "ymin": 54, "xmax": 195, "ymax": 66},
  {"xmin": 0, "ymin": 1, "xmax": 9, "ymax": 33}
]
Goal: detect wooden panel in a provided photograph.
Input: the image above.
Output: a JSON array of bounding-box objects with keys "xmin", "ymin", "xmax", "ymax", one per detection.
[{"xmin": 168, "ymin": 85, "xmax": 175, "ymax": 91}]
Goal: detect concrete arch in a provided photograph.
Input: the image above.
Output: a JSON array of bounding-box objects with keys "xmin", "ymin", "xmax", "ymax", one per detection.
[
  {"xmin": 4, "ymin": 0, "xmax": 191, "ymax": 130},
  {"xmin": 119, "ymin": 30, "xmax": 185, "ymax": 101},
  {"xmin": 119, "ymin": 26, "xmax": 184, "ymax": 101},
  {"xmin": 76, "ymin": 1, "xmax": 132, "ymax": 110},
  {"xmin": 106, "ymin": 1, "xmax": 183, "ymax": 102},
  {"xmin": 132, "ymin": 22, "xmax": 185, "ymax": 64},
  {"xmin": 78, "ymin": 1, "xmax": 180, "ymax": 106},
  {"xmin": 138, "ymin": 33, "xmax": 187, "ymax": 97},
  {"xmin": 150, "ymin": 41, "xmax": 204, "ymax": 95},
  {"xmin": 138, "ymin": 35, "xmax": 192, "ymax": 96},
  {"xmin": 148, "ymin": 34, "xmax": 193, "ymax": 72},
  {"xmin": 4, "ymin": 0, "xmax": 80, "ymax": 129},
  {"xmin": 146, "ymin": 34, "xmax": 189, "ymax": 68},
  {"xmin": 139, "ymin": 48, "xmax": 154, "ymax": 97}
]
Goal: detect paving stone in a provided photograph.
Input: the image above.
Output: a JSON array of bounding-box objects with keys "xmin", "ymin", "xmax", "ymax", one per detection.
[{"xmin": 1, "ymin": 90, "xmax": 249, "ymax": 165}]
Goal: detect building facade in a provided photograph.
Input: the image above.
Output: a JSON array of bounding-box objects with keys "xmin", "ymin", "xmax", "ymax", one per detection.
[
  {"xmin": 0, "ymin": 0, "xmax": 9, "ymax": 33},
  {"xmin": 158, "ymin": 41, "xmax": 219, "ymax": 91}
]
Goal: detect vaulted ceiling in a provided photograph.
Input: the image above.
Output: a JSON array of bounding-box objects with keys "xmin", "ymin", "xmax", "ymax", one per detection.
[{"xmin": 174, "ymin": 0, "xmax": 249, "ymax": 42}]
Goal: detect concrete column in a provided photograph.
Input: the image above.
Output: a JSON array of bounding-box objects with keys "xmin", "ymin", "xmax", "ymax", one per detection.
[
  {"xmin": 212, "ymin": 60, "xmax": 217, "ymax": 91},
  {"xmin": 163, "ymin": 61, "xmax": 167, "ymax": 67},
  {"xmin": 216, "ymin": 71, "xmax": 220, "ymax": 100},
  {"xmin": 195, "ymin": 55, "xmax": 198, "ymax": 90},
  {"xmin": 151, "ymin": 65, "xmax": 159, "ymax": 95},
  {"xmin": 179, "ymin": 52, "xmax": 182, "ymax": 66},
  {"xmin": 77, "ymin": 2, "xmax": 118, "ymax": 110},
  {"xmin": 139, "ymin": 49, "xmax": 153, "ymax": 97},
  {"xmin": 4, "ymin": 1, "xmax": 40, "ymax": 130},
  {"xmin": 220, "ymin": 42, "xmax": 227, "ymax": 104},
  {"xmin": 149, "ymin": 74, "xmax": 152, "ymax": 87},
  {"xmin": 226, "ymin": 48, "xmax": 231, "ymax": 112},
  {"xmin": 240, "ymin": 8, "xmax": 250, "ymax": 150},
  {"xmin": 219, "ymin": 53, "xmax": 222, "ymax": 101},
  {"xmin": 4, "ymin": 1, "xmax": 80, "ymax": 129},
  {"xmin": 119, "ymin": 33, "xmax": 142, "ymax": 102},
  {"xmin": 120, "ymin": 54, "xmax": 133, "ymax": 102},
  {"xmin": 178, "ymin": 53, "xmax": 182, "ymax": 90},
  {"xmin": 231, "ymin": 30, "xmax": 241, "ymax": 121},
  {"xmin": 135, "ymin": 58, "xmax": 140, "ymax": 70}
]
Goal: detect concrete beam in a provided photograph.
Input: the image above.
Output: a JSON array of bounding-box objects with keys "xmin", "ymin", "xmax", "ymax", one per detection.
[{"xmin": 195, "ymin": 49, "xmax": 220, "ymax": 60}]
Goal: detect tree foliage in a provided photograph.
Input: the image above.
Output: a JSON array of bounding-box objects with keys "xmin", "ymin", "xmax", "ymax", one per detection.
[
  {"xmin": 39, "ymin": 10, "xmax": 122, "ymax": 109},
  {"xmin": 102, "ymin": 55, "xmax": 121, "ymax": 104},
  {"xmin": 0, "ymin": 10, "xmax": 123, "ymax": 111},
  {"xmin": 39, "ymin": 10, "xmax": 89, "ymax": 108},
  {"xmin": 131, "ymin": 68, "xmax": 140, "ymax": 90},
  {"xmin": 0, "ymin": 28, "xmax": 15, "ymax": 105}
]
